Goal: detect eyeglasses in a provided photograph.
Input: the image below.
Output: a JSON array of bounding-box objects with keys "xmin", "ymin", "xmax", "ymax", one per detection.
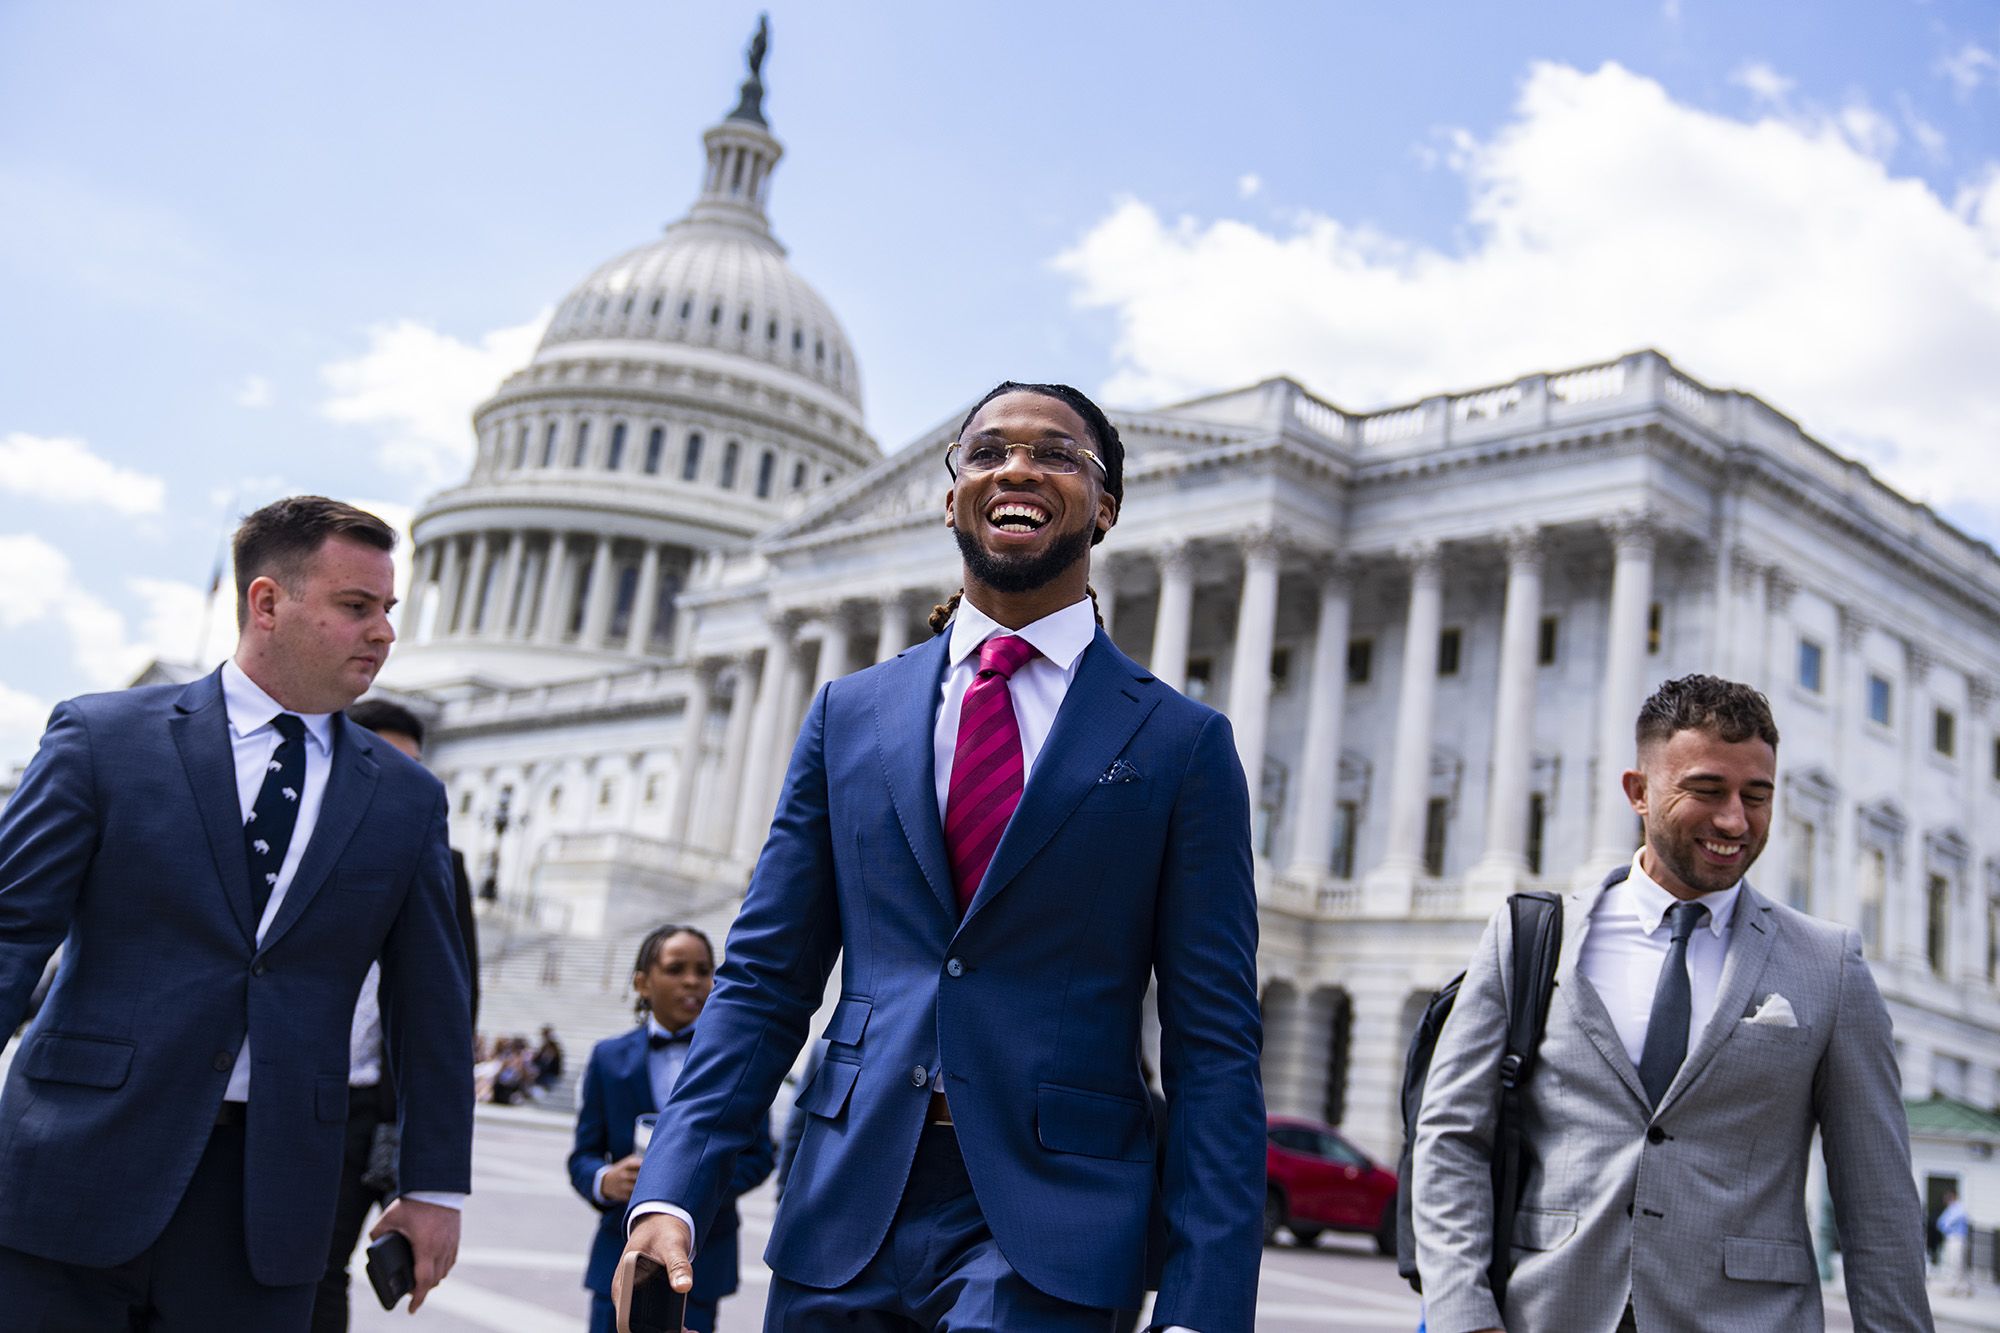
[{"xmin": 945, "ymin": 439, "xmax": 1105, "ymax": 477}]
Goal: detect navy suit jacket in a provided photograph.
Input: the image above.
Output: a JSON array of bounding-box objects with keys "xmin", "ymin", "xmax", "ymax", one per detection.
[
  {"xmin": 0, "ymin": 670, "xmax": 475, "ymax": 1285},
  {"xmin": 633, "ymin": 627, "xmax": 1266, "ymax": 1332},
  {"xmin": 567, "ymin": 1024, "xmax": 774, "ymax": 1301}
]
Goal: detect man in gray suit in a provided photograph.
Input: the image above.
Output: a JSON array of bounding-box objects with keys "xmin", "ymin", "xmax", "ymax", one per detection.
[{"xmin": 1414, "ymin": 675, "xmax": 1931, "ymax": 1332}]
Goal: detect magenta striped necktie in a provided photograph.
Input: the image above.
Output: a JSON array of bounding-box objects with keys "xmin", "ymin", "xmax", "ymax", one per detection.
[{"xmin": 944, "ymin": 634, "xmax": 1040, "ymax": 914}]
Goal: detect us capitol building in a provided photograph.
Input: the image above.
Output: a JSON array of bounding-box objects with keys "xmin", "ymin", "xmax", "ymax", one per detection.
[{"xmin": 357, "ymin": 44, "xmax": 1999, "ymax": 1201}]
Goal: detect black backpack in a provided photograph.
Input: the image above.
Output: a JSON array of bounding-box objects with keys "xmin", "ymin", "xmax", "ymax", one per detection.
[{"xmin": 1394, "ymin": 890, "xmax": 1563, "ymax": 1299}]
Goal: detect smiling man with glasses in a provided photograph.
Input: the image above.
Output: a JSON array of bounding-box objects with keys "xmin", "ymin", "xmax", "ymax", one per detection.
[{"xmin": 617, "ymin": 381, "xmax": 1266, "ymax": 1333}]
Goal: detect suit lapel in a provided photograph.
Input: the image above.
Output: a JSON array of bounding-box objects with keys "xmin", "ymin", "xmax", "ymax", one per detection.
[
  {"xmin": 873, "ymin": 633, "xmax": 956, "ymax": 919},
  {"xmin": 169, "ymin": 670, "xmax": 259, "ymax": 946},
  {"xmin": 259, "ymin": 715, "xmax": 379, "ymax": 952},
  {"xmin": 1657, "ymin": 883, "xmax": 1777, "ymax": 1115},
  {"xmin": 1555, "ymin": 869, "xmax": 1651, "ymax": 1110},
  {"xmin": 963, "ymin": 630, "xmax": 1159, "ymax": 925}
]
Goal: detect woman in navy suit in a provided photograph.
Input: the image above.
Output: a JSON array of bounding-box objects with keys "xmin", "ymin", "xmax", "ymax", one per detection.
[{"xmin": 569, "ymin": 925, "xmax": 774, "ymax": 1333}]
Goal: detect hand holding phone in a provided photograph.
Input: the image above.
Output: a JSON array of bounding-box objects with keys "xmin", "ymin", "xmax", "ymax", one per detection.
[
  {"xmin": 365, "ymin": 1231, "xmax": 416, "ymax": 1310},
  {"xmin": 615, "ymin": 1250, "xmax": 688, "ymax": 1333}
]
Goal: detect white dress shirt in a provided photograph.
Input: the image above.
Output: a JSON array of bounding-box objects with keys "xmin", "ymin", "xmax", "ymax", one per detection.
[
  {"xmin": 348, "ymin": 961, "xmax": 383, "ymax": 1088},
  {"xmin": 1578, "ymin": 850, "xmax": 1741, "ymax": 1071},
  {"xmin": 220, "ymin": 659, "xmax": 335, "ymax": 1103}
]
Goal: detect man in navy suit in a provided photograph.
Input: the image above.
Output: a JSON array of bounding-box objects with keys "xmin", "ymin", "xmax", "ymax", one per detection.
[
  {"xmin": 0, "ymin": 496, "xmax": 474, "ymax": 1328},
  {"xmin": 570, "ymin": 924, "xmax": 773, "ymax": 1332},
  {"xmin": 619, "ymin": 384, "xmax": 1265, "ymax": 1332}
]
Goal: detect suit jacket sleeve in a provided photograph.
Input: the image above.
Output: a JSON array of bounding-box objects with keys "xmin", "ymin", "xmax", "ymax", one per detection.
[
  {"xmin": 1815, "ymin": 929, "xmax": 1934, "ymax": 1331},
  {"xmin": 0, "ymin": 704, "xmax": 95, "ymax": 1035},
  {"xmin": 629, "ymin": 684, "xmax": 842, "ymax": 1235},
  {"xmin": 570, "ymin": 1045, "xmax": 616, "ymax": 1212},
  {"xmin": 729, "ymin": 1112, "xmax": 777, "ymax": 1199},
  {"xmin": 378, "ymin": 786, "xmax": 475, "ymax": 1195},
  {"xmin": 1412, "ymin": 907, "xmax": 1511, "ymax": 1333},
  {"xmin": 1148, "ymin": 711, "xmax": 1266, "ymax": 1333}
]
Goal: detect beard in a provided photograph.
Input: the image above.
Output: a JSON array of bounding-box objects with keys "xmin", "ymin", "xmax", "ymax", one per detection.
[
  {"xmin": 955, "ymin": 519, "xmax": 1095, "ymax": 595},
  {"xmin": 1646, "ymin": 815, "xmax": 1765, "ymax": 896}
]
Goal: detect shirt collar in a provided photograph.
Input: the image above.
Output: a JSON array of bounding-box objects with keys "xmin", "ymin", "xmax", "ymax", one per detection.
[
  {"xmin": 221, "ymin": 659, "xmax": 334, "ymax": 755},
  {"xmin": 644, "ymin": 1014, "xmax": 690, "ymax": 1042},
  {"xmin": 947, "ymin": 595, "xmax": 1097, "ymax": 673},
  {"xmin": 1626, "ymin": 849, "xmax": 1738, "ymax": 936}
]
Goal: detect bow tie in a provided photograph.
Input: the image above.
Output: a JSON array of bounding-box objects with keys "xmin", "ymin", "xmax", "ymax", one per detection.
[{"xmin": 649, "ymin": 1030, "xmax": 692, "ymax": 1050}]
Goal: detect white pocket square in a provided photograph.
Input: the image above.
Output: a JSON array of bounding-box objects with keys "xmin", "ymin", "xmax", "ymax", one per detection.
[{"xmin": 1744, "ymin": 993, "xmax": 1798, "ymax": 1027}]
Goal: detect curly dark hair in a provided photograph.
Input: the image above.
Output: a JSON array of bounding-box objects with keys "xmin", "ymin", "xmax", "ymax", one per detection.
[
  {"xmin": 953, "ymin": 381, "xmax": 1125, "ymax": 528},
  {"xmin": 630, "ymin": 923, "xmax": 714, "ymax": 1018},
  {"xmin": 1636, "ymin": 674, "xmax": 1780, "ymax": 751}
]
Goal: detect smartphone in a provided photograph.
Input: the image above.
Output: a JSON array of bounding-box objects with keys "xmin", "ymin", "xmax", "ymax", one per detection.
[
  {"xmin": 617, "ymin": 1251, "xmax": 688, "ymax": 1333},
  {"xmin": 365, "ymin": 1231, "xmax": 416, "ymax": 1310}
]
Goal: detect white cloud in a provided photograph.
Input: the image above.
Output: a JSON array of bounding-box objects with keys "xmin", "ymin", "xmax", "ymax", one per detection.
[
  {"xmin": 1939, "ymin": 43, "xmax": 1998, "ymax": 98},
  {"xmin": 1237, "ymin": 173, "xmax": 1263, "ymax": 200},
  {"xmin": 1732, "ymin": 62, "xmax": 1794, "ymax": 106},
  {"xmin": 234, "ymin": 374, "xmax": 274, "ymax": 409},
  {"xmin": 0, "ymin": 433, "xmax": 165, "ymax": 516},
  {"xmin": 319, "ymin": 311, "xmax": 550, "ymax": 490},
  {"xmin": 0, "ymin": 680, "xmax": 53, "ymax": 766},
  {"xmin": 1053, "ymin": 60, "xmax": 2000, "ymax": 533},
  {"xmin": 0, "ymin": 535, "xmax": 224, "ymax": 699}
]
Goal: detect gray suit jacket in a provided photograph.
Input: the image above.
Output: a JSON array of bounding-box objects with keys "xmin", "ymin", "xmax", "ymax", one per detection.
[{"xmin": 1413, "ymin": 867, "xmax": 1932, "ymax": 1333}]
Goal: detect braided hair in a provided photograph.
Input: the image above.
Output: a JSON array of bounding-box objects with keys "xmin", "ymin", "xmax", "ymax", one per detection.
[{"xmin": 630, "ymin": 923, "xmax": 714, "ymax": 1019}]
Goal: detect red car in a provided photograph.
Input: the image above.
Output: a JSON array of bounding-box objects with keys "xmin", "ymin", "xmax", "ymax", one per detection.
[{"xmin": 1264, "ymin": 1115, "xmax": 1399, "ymax": 1252}]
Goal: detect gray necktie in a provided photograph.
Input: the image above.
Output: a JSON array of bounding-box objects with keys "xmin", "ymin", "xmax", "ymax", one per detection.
[{"xmin": 1638, "ymin": 900, "xmax": 1710, "ymax": 1106}]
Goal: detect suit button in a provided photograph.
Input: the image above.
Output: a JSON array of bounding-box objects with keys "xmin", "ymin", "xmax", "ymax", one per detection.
[
  {"xmin": 910, "ymin": 1065, "xmax": 929, "ymax": 1088},
  {"xmin": 213, "ymin": 1052, "xmax": 233, "ymax": 1072},
  {"xmin": 251, "ymin": 962, "xmax": 267, "ymax": 977},
  {"xmin": 946, "ymin": 958, "xmax": 964, "ymax": 978},
  {"xmin": 1646, "ymin": 1126, "xmax": 1666, "ymax": 1145}
]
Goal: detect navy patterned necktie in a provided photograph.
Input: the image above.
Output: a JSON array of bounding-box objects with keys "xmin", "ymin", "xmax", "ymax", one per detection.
[
  {"xmin": 1638, "ymin": 900, "xmax": 1710, "ymax": 1106},
  {"xmin": 244, "ymin": 713, "xmax": 307, "ymax": 923}
]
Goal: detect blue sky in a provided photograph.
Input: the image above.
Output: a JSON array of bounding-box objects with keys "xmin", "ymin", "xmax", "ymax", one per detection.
[{"xmin": 3, "ymin": 0, "xmax": 1998, "ymax": 757}]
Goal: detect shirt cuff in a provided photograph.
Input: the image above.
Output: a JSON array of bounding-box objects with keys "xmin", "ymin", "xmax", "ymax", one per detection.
[
  {"xmin": 591, "ymin": 1164, "xmax": 613, "ymax": 1206},
  {"xmin": 627, "ymin": 1201, "xmax": 698, "ymax": 1257},
  {"xmin": 398, "ymin": 1191, "xmax": 465, "ymax": 1210}
]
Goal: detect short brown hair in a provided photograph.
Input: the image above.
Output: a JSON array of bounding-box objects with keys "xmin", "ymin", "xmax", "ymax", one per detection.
[
  {"xmin": 233, "ymin": 495, "xmax": 396, "ymax": 628},
  {"xmin": 1636, "ymin": 674, "xmax": 1780, "ymax": 752}
]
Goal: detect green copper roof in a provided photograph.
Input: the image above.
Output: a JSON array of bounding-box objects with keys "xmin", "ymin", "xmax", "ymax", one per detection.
[{"xmin": 1906, "ymin": 1094, "xmax": 2000, "ymax": 1138}]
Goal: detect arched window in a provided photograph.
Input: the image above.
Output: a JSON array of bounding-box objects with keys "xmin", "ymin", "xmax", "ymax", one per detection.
[
  {"xmin": 791, "ymin": 460, "xmax": 808, "ymax": 492},
  {"xmin": 649, "ymin": 295, "xmax": 663, "ymax": 318},
  {"xmin": 643, "ymin": 427, "xmax": 664, "ymax": 475},
  {"xmin": 541, "ymin": 421, "xmax": 559, "ymax": 467},
  {"xmin": 719, "ymin": 440, "xmax": 741, "ymax": 489},
  {"xmin": 709, "ymin": 303, "xmax": 722, "ymax": 326},
  {"xmin": 682, "ymin": 432, "xmax": 703, "ymax": 481},
  {"xmin": 513, "ymin": 424, "xmax": 529, "ymax": 469},
  {"xmin": 755, "ymin": 449, "xmax": 775, "ymax": 498},
  {"xmin": 571, "ymin": 420, "xmax": 590, "ymax": 467},
  {"xmin": 606, "ymin": 422, "xmax": 627, "ymax": 471}
]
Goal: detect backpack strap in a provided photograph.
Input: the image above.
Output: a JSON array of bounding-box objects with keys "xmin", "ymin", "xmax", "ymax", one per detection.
[{"xmin": 1488, "ymin": 889, "xmax": 1563, "ymax": 1304}]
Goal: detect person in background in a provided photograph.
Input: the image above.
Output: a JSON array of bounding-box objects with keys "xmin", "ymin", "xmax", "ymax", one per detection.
[
  {"xmin": 311, "ymin": 696, "xmax": 483, "ymax": 1332},
  {"xmin": 569, "ymin": 925, "xmax": 773, "ymax": 1333},
  {"xmin": 1936, "ymin": 1189, "xmax": 1972, "ymax": 1298},
  {"xmin": 534, "ymin": 1024, "xmax": 566, "ymax": 1093}
]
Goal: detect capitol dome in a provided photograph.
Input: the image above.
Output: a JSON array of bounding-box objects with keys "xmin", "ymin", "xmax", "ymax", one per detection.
[{"xmin": 386, "ymin": 25, "xmax": 878, "ymax": 692}]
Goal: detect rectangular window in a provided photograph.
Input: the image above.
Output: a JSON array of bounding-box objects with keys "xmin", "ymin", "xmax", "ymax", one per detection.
[
  {"xmin": 1537, "ymin": 616, "xmax": 1559, "ymax": 666},
  {"xmin": 607, "ymin": 422, "xmax": 627, "ymax": 471},
  {"xmin": 644, "ymin": 427, "xmax": 664, "ymax": 475},
  {"xmin": 1927, "ymin": 874, "xmax": 1951, "ymax": 977},
  {"xmin": 1332, "ymin": 801, "xmax": 1358, "ymax": 879},
  {"xmin": 720, "ymin": 440, "xmax": 741, "ymax": 489},
  {"xmin": 1934, "ymin": 707, "xmax": 1956, "ymax": 758},
  {"xmin": 755, "ymin": 449, "xmax": 775, "ymax": 498},
  {"xmin": 1437, "ymin": 627, "xmax": 1462, "ymax": 677},
  {"xmin": 1525, "ymin": 793, "xmax": 1546, "ymax": 876},
  {"xmin": 1993, "ymin": 736, "xmax": 2000, "ymax": 783},
  {"xmin": 792, "ymin": 460, "xmax": 809, "ymax": 492},
  {"xmin": 541, "ymin": 421, "xmax": 559, "ymax": 467},
  {"xmin": 1269, "ymin": 647, "xmax": 1291, "ymax": 691},
  {"xmin": 1988, "ymin": 897, "xmax": 1999, "ymax": 985},
  {"xmin": 1797, "ymin": 638, "xmax": 1824, "ymax": 694},
  {"xmin": 1422, "ymin": 798, "xmax": 1449, "ymax": 876},
  {"xmin": 1867, "ymin": 674, "xmax": 1893, "ymax": 727},
  {"xmin": 1184, "ymin": 657, "xmax": 1213, "ymax": 703},
  {"xmin": 1647, "ymin": 602, "xmax": 1663, "ymax": 655},
  {"xmin": 571, "ymin": 420, "xmax": 590, "ymax": 467},
  {"xmin": 681, "ymin": 432, "xmax": 704, "ymax": 481},
  {"xmin": 1346, "ymin": 638, "xmax": 1373, "ymax": 685}
]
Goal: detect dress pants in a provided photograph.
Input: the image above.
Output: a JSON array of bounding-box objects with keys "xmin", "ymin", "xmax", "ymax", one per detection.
[
  {"xmin": 0, "ymin": 1118, "xmax": 317, "ymax": 1330},
  {"xmin": 310, "ymin": 1084, "xmax": 393, "ymax": 1333},
  {"xmin": 763, "ymin": 1124, "xmax": 1117, "ymax": 1333},
  {"xmin": 590, "ymin": 1289, "xmax": 719, "ymax": 1333}
]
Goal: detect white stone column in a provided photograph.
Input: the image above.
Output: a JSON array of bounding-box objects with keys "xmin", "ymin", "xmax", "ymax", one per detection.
[
  {"xmin": 1365, "ymin": 543, "xmax": 1444, "ymax": 912},
  {"xmin": 1897, "ymin": 643, "xmax": 1934, "ymax": 970},
  {"xmin": 1092, "ymin": 556, "xmax": 1119, "ymax": 641},
  {"xmin": 1468, "ymin": 527, "xmax": 1546, "ymax": 901},
  {"xmin": 703, "ymin": 659, "xmax": 759, "ymax": 852},
  {"xmin": 733, "ymin": 617, "xmax": 795, "ymax": 858},
  {"xmin": 625, "ymin": 543, "xmax": 663, "ymax": 654},
  {"xmin": 874, "ymin": 594, "xmax": 910, "ymax": 663},
  {"xmin": 489, "ymin": 531, "xmax": 524, "ymax": 638},
  {"xmin": 1962, "ymin": 680, "xmax": 1994, "ymax": 986},
  {"xmin": 1150, "ymin": 543, "xmax": 1195, "ymax": 693},
  {"xmin": 811, "ymin": 611, "xmax": 854, "ymax": 698},
  {"xmin": 433, "ymin": 537, "xmax": 465, "ymax": 640},
  {"xmin": 1286, "ymin": 563, "xmax": 1354, "ymax": 877},
  {"xmin": 762, "ymin": 635, "xmax": 814, "ymax": 821},
  {"xmin": 1584, "ymin": 513, "xmax": 1659, "ymax": 878},
  {"xmin": 578, "ymin": 536, "xmax": 618, "ymax": 649},
  {"xmin": 533, "ymin": 534, "xmax": 570, "ymax": 644},
  {"xmin": 460, "ymin": 533, "xmax": 491, "ymax": 635},
  {"xmin": 411, "ymin": 542, "xmax": 441, "ymax": 641},
  {"xmin": 666, "ymin": 663, "xmax": 715, "ymax": 846},
  {"xmin": 1226, "ymin": 533, "xmax": 1282, "ymax": 806},
  {"xmin": 1828, "ymin": 606, "xmax": 1870, "ymax": 927}
]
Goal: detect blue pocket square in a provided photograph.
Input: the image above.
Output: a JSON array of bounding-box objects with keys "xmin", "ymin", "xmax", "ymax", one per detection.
[{"xmin": 1099, "ymin": 759, "xmax": 1141, "ymax": 785}]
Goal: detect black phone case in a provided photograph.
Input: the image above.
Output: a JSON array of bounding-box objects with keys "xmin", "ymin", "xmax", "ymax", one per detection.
[
  {"xmin": 628, "ymin": 1256, "xmax": 688, "ymax": 1333},
  {"xmin": 365, "ymin": 1231, "xmax": 416, "ymax": 1309}
]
